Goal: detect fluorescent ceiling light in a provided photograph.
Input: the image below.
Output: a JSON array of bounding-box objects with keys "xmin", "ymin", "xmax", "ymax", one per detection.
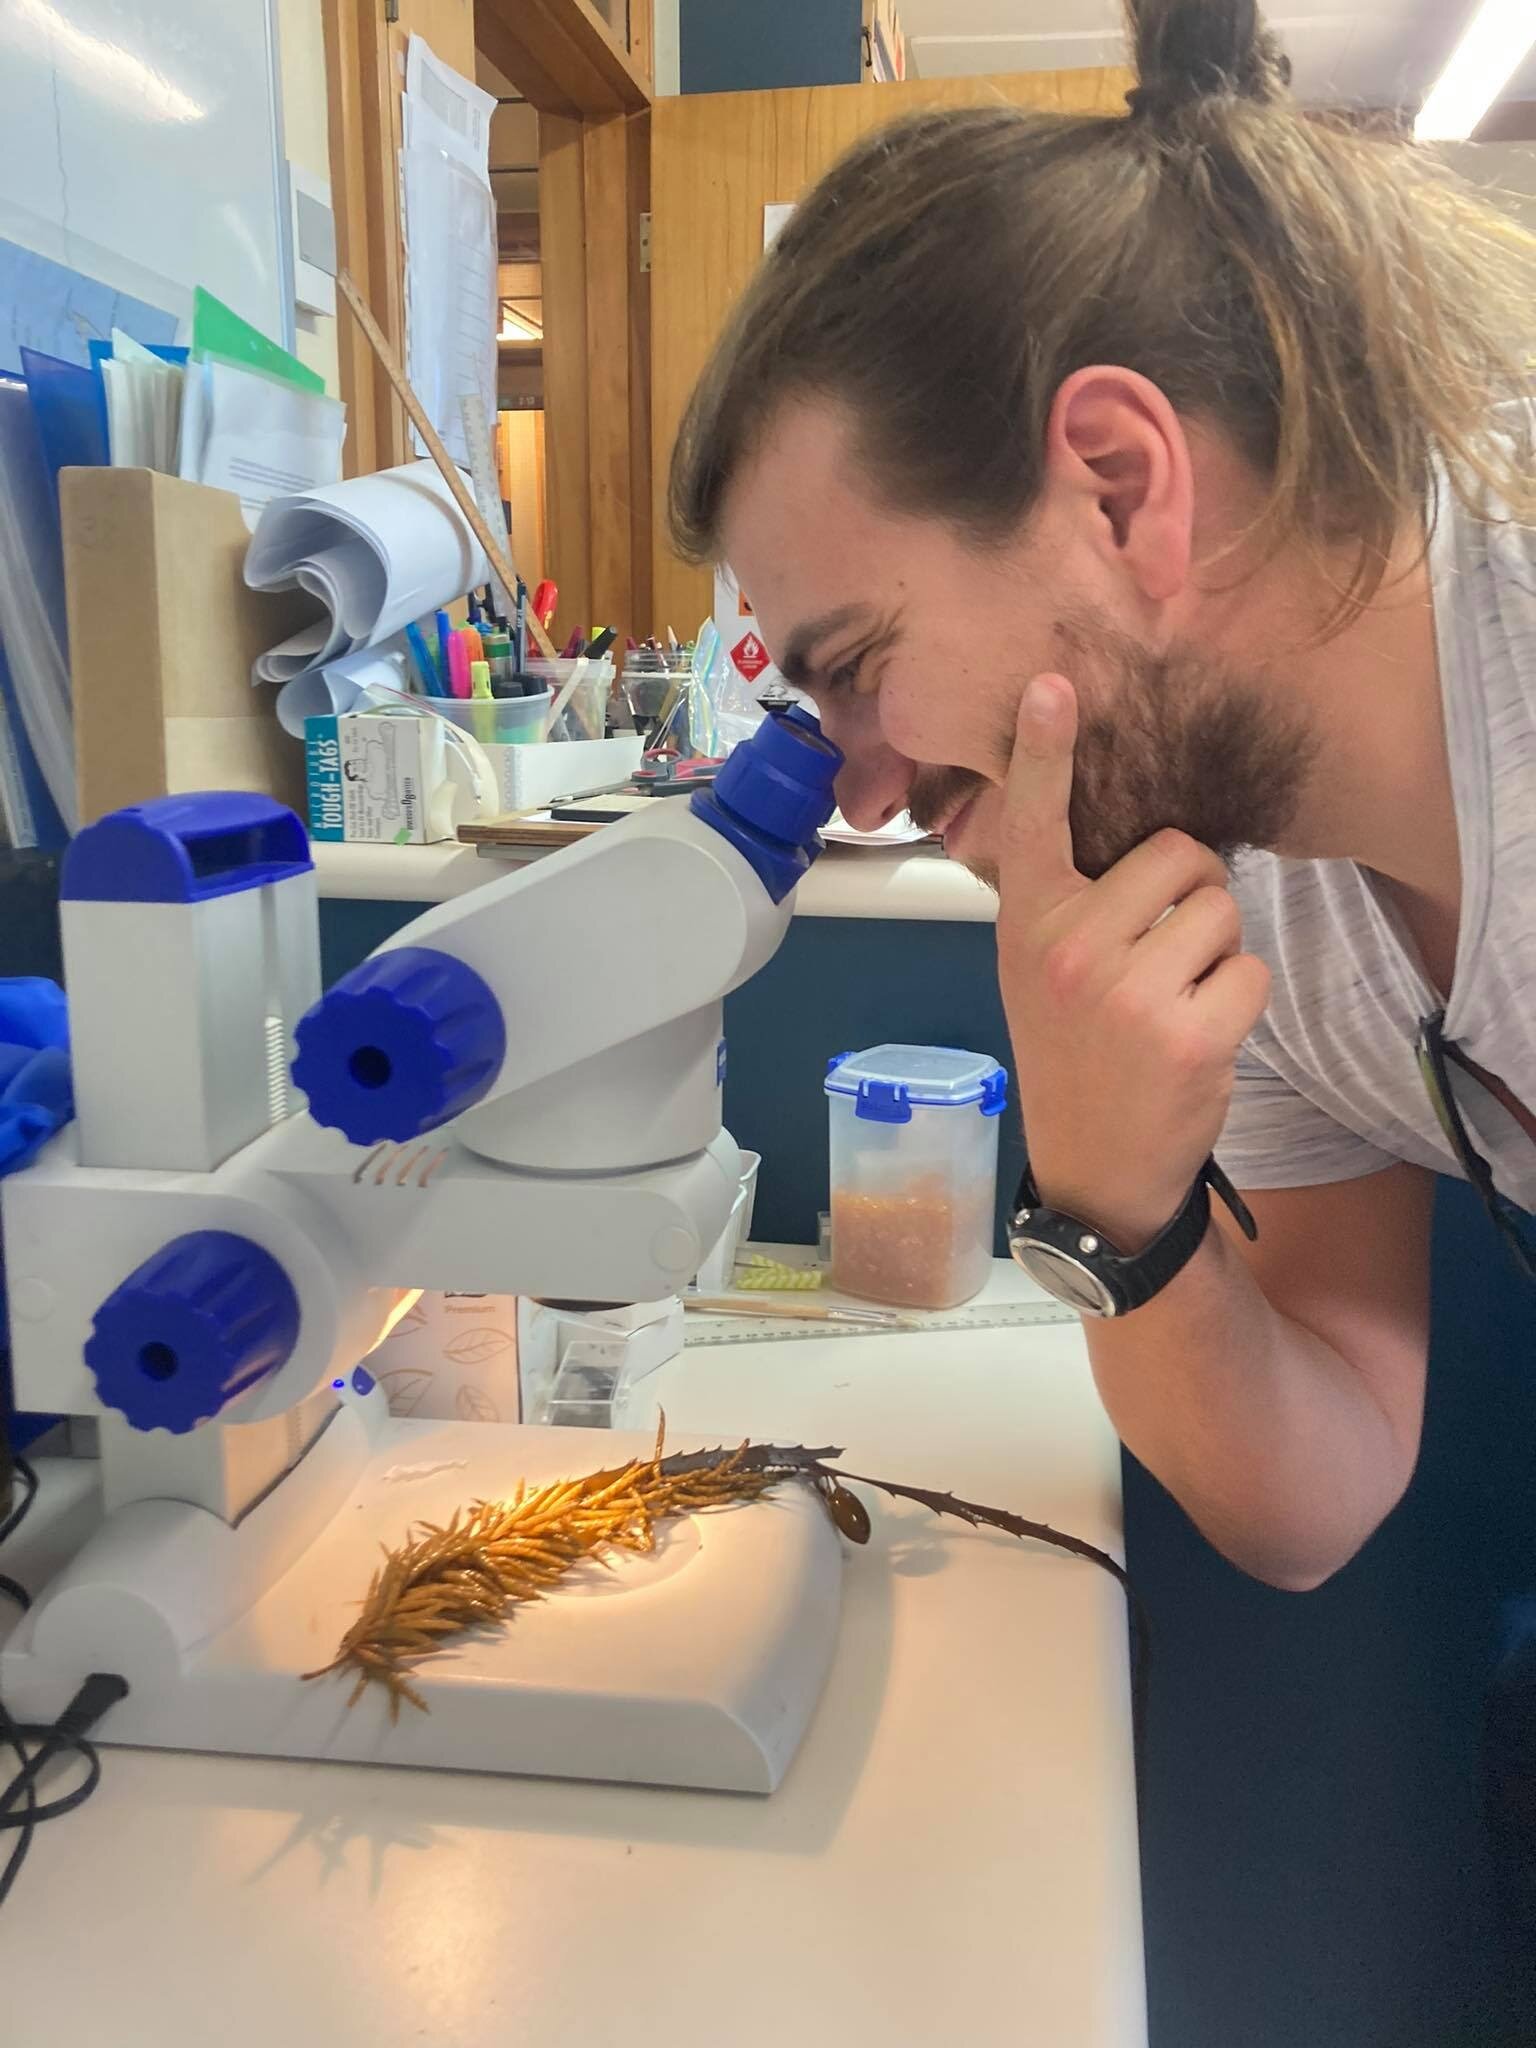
[{"xmin": 1415, "ymin": 0, "xmax": 1536, "ymax": 142}]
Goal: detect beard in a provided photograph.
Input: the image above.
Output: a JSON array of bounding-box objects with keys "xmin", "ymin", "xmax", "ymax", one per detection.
[{"xmin": 910, "ymin": 611, "xmax": 1316, "ymax": 889}]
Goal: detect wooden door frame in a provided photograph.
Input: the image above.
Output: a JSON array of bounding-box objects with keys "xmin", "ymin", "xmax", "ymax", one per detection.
[
  {"xmin": 479, "ymin": 0, "xmax": 653, "ymax": 644},
  {"xmin": 322, "ymin": 0, "xmax": 654, "ymax": 645}
]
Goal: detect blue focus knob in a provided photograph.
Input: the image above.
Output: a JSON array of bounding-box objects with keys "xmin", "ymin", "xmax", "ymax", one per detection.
[
  {"xmin": 85, "ymin": 1230, "xmax": 300, "ymax": 1435},
  {"xmin": 290, "ymin": 945, "xmax": 506, "ymax": 1145}
]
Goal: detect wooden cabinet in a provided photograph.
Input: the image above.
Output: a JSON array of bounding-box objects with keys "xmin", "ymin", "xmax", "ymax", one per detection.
[{"xmin": 649, "ymin": 67, "xmax": 1133, "ymax": 634}]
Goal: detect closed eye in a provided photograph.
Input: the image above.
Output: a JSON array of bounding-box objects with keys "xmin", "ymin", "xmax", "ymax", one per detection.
[{"xmin": 820, "ymin": 645, "xmax": 876, "ymax": 696}]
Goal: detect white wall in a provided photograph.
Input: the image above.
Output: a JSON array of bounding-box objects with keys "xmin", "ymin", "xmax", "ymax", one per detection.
[{"xmin": 276, "ymin": 0, "xmax": 340, "ymax": 392}]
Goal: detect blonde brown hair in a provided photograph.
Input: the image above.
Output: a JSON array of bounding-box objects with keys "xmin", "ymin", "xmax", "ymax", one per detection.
[{"xmin": 669, "ymin": 0, "xmax": 1536, "ymax": 614}]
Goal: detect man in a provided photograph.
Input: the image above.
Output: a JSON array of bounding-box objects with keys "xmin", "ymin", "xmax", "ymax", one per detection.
[{"xmin": 668, "ymin": 0, "xmax": 1536, "ymax": 1593}]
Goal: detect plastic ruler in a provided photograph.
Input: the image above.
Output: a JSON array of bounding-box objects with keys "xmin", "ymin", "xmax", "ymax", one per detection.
[
  {"xmin": 459, "ymin": 389, "xmax": 515, "ymax": 620},
  {"xmin": 682, "ymin": 1295, "xmax": 1079, "ymax": 1347}
]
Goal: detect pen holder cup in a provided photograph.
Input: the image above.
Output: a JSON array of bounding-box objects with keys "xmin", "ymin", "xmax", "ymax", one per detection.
[
  {"xmin": 435, "ymin": 692, "xmax": 552, "ymax": 745},
  {"xmin": 525, "ymin": 657, "xmax": 616, "ymax": 743},
  {"xmin": 622, "ymin": 663, "xmax": 695, "ymax": 750}
]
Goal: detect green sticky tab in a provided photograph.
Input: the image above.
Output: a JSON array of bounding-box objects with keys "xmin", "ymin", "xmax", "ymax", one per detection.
[{"xmin": 191, "ymin": 287, "xmax": 325, "ymax": 395}]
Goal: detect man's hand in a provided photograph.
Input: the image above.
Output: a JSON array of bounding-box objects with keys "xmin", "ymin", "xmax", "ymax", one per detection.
[{"xmin": 997, "ymin": 675, "xmax": 1272, "ymax": 1249}]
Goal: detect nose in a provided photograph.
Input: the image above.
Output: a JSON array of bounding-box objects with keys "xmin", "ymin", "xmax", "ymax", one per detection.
[{"xmin": 832, "ymin": 737, "xmax": 913, "ymax": 833}]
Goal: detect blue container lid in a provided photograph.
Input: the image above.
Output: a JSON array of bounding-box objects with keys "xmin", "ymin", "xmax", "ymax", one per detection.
[{"xmin": 826, "ymin": 1044, "xmax": 1008, "ymax": 1124}]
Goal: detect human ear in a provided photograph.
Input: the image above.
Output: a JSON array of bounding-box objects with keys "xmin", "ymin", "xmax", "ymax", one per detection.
[{"xmin": 1043, "ymin": 366, "xmax": 1194, "ymax": 605}]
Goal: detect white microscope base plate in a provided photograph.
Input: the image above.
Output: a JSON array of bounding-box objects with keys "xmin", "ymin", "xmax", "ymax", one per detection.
[{"xmin": 0, "ymin": 1421, "xmax": 844, "ymax": 1795}]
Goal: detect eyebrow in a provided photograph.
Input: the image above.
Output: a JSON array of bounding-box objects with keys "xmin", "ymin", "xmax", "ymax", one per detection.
[{"xmin": 776, "ymin": 604, "xmax": 878, "ymax": 689}]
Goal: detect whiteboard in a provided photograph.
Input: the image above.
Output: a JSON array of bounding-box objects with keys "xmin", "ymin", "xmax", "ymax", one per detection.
[{"xmin": 0, "ymin": 0, "xmax": 292, "ymax": 353}]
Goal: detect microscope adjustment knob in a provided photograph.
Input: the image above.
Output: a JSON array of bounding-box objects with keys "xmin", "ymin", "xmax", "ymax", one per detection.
[
  {"xmin": 290, "ymin": 945, "xmax": 506, "ymax": 1144},
  {"xmin": 84, "ymin": 1230, "xmax": 300, "ymax": 1435}
]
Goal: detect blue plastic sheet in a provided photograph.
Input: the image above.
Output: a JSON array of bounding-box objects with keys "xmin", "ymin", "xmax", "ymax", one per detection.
[{"xmin": 0, "ymin": 977, "xmax": 71, "ymax": 1174}]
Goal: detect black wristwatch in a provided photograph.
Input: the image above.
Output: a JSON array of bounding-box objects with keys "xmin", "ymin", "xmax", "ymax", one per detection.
[{"xmin": 1007, "ymin": 1157, "xmax": 1257, "ymax": 1318}]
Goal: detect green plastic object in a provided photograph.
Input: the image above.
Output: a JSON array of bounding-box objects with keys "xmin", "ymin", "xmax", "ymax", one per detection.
[{"xmin": 191, "ymin": 287, "xmax": 325, "ymax": 395}]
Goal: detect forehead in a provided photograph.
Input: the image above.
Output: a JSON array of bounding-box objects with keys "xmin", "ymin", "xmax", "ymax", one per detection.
[{"xmin": 719, "ymin": 402, "xmax": 911, "ymax": 639}]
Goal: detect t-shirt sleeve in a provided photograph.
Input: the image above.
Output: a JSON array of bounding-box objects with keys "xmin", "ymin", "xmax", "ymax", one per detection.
[{"xmin": 1217, "ymin": 1042, "xmax": 1400, "ymax": 1191}]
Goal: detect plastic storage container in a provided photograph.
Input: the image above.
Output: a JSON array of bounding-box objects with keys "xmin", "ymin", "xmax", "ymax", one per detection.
[
  {"xmin": 825, "ymin": 1045, "xmax": 1007, "ymax": 1309},
  {"xmin": 434, "ymin": 691, "xmax": 552, "ymax": 745}
]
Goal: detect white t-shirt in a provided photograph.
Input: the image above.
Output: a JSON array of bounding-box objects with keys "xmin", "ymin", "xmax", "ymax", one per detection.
[{"xmin": 1216, "ymin": 463, "xmax": 1536, "ymax": 1210}]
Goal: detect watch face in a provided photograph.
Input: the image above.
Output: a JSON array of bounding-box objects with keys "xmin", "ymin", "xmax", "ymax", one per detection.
[{"xmin": 1009, "ymin": 1238, "xmax": 1120, "ymax": 1318}]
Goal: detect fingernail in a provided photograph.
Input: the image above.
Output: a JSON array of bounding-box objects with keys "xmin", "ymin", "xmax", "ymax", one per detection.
[{"xmin": 1024, "ymin": 677, "xmax": 1057, "ymax": 721}]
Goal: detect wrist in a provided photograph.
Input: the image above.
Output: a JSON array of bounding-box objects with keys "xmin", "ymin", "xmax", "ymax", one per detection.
[{"xmin": 1022, "ymin": 1168, "xmax": 1190, "ymax": 1256}]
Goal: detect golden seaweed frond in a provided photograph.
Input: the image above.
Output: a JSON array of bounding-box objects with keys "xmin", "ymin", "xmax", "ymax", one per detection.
[
  {"xmin": 301, "ymin": 1433, "xmax": 779, "ymax": 1720},
  {"xmin": 301, "ymin": 1428, "xmax": 1141, "ymax": 1726}
]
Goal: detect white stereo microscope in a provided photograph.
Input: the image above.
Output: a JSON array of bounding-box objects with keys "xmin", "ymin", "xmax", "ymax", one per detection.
[{"xmin": 1, "ymin": 709, "xmax": 847, "ymax": 1794}]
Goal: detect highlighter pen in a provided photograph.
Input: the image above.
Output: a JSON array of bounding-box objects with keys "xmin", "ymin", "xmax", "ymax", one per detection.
[
  {"xmin": 484, "ymin": 630, "xmax": 513, "ymax": 694},
  {"xmin": 447, "ymin": 626, "xmax": 472, "ymax": 699},
  {"xmin": 435, "ymin": 609, "xmax": 454, "ymax": 692},
  {"xmin": 469, "ymin": 659, "xmax": 497, "ymax": 744},
  {"xmin": 405, "ymin": 620, "xmax": 442, "ymax": 696}
]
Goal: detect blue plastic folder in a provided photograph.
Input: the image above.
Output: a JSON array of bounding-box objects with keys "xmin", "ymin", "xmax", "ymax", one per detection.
[{"xmin": 18, "ymin": 348, "xmax": 108, "ymax": 486}]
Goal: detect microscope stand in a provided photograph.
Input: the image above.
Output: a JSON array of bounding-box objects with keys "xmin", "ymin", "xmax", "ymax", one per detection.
[{"xmin": 0, "ymin": 1390, "xmax": 843, "ymax": 1795}]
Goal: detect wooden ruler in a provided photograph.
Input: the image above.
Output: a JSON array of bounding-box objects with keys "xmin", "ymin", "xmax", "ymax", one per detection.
[
  {"xmin": 335, "ymin": 268, "xmax": 556, "ymax": 660},
  {"xmin": 460, "ymin": 389, "xmax": 515, "ymax": 624}
]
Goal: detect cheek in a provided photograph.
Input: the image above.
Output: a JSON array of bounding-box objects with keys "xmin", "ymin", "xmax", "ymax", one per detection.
[
  {"xmin": 876, "ymin": 664, "xmax": 1003, "ymax": 777},
  {"xmin": 871, "ymin": 670, "xmax": 941, "ymax": 760}
]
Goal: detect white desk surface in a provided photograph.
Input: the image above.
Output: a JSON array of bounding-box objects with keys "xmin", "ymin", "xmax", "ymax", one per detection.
[
  {"xmin": 2, "ymin": 1263, "xmax": 1144, "ymax": 2047},
  {"xmin": 312, "ymin": 838, "xmax": 1001, "ymax": 922}
]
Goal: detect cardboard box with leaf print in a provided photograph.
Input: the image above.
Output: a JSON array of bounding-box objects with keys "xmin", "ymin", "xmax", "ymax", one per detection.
[{"xmin": 368, "ymin": 1292, "xmax": 521, "ymax": 1423}]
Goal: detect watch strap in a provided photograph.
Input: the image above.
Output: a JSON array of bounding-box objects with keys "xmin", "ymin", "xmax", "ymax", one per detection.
[{"xmin": 1010, "ymin": 1154, "xmax": 1257, "ymax": 1315}]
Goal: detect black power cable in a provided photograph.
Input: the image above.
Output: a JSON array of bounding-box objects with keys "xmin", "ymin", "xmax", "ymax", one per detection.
[
  {"xmin": 0, "ymin": 1675, "xmax": 130, "ymax": 1910},
  {"xmin": 0, "ymin": 1452, "xmax": 38, "ymax": 1611},
  {"xmin": 0, "ymin": 1450, "xmax": 129, "ymax": 1910},
  {"xmin": 0, "ymin": 1453, "xmax": 38, "ymax": 1549}
]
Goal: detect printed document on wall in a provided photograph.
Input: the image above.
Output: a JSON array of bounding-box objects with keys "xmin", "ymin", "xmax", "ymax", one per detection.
[{"xmin": 402, "ymin": 38, "xmax": 497, "ymax": 472}]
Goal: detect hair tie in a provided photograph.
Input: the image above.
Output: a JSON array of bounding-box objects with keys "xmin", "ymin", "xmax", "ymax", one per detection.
[{"xmin": 1125, "ymin": 81, "xmax": 1192, "ymax": 121}]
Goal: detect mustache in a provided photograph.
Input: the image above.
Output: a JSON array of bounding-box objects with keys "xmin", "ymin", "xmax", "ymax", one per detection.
[{"xmin": 907, "ymin": 766, "xmax": 989, "ymax": 835}]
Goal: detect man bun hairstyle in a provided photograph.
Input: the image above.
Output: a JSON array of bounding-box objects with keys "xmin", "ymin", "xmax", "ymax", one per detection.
[
  {"xmin": 671, "ymin": 0, "xmax": 1536, "ymax": 622},
  {"xmin": 1126, "ymin": 0, "xmax": 1290, "ymax": 118}
]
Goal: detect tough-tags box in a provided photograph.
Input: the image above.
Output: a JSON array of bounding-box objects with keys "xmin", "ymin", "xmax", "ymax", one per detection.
[{"xmin": 305, "ymin": 712, "xmax": 455, "ymax": 844}]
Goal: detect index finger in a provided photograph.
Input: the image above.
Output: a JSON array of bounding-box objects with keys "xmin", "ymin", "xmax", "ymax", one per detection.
[{"xmin": 999, "ymin": 673, "xmax": 1082, "ymax": 903}]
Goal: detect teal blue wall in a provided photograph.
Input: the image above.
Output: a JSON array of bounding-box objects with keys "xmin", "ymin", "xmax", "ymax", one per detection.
[{"xmin": 678, "ymin": 0, "xmax": 861, "ymax": 93}]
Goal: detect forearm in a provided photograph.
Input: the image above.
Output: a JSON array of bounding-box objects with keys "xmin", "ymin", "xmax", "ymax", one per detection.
[{"xmin": 1085, "ymin": 1222, "xmax": 1422, "ymax": 1589}]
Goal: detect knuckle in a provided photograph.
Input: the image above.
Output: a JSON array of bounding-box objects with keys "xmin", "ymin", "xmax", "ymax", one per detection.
[
  {"xmin": 1106, "ymin": 974, "xmax": 1155, "ymax": 1032},
  {"xmin": 1040, "ymin": 931, "xmax": 1096, "ymax": 1005},
  {"xmin": 1148, "ymin": 826, "xmax": 1199, "ymax": 868},
  {"xmin": 1149, "ymin": 827, "xmax": 1224, "ymax": 887},
  {"xmin": 1240, "ymin": 953, "xmax": 1273, "ymax": 1015},
  {"xmin": 1194, "ymin": 885, "xmax": 1242, "ymax": 945},
  {"xmin": 1165, "ymin": 1022, "xmax": 1214, "ymax": 1079}
]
